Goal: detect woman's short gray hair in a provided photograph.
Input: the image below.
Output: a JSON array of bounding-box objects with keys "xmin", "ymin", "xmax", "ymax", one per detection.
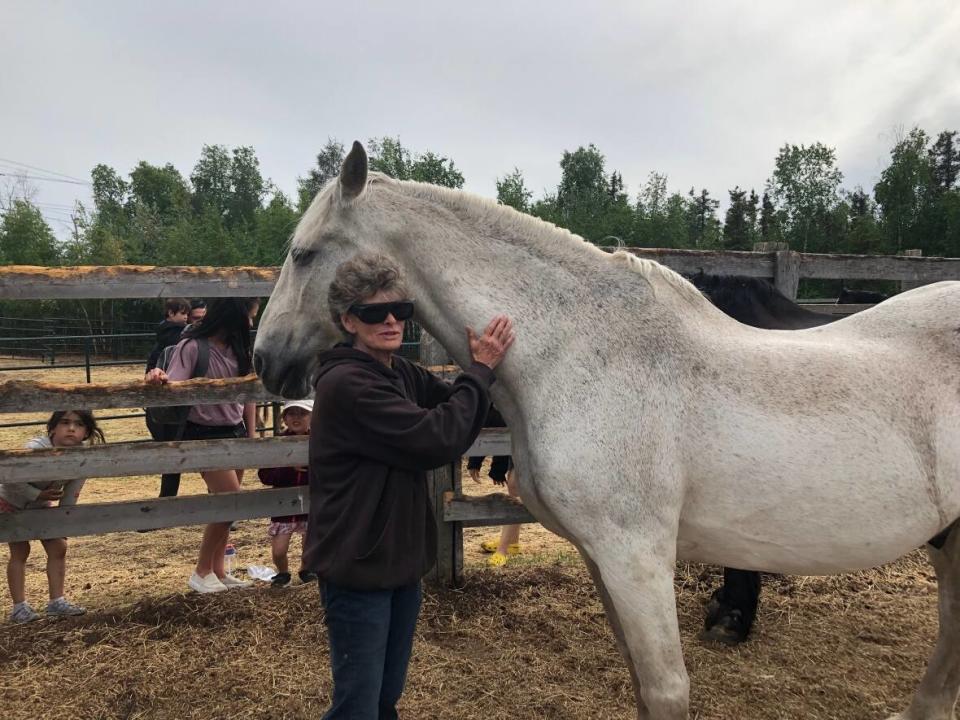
[{"xmin": 328, "ymin": 252, "xmax": 411, "ymax": 334}]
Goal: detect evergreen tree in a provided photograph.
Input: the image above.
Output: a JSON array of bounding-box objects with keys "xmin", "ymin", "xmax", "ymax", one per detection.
[
  {"xmin": 929, "ymin": 131, "xmax": 959, "ymax": 192},
  {"xmin": 722, "ymin": 186, "xmax": 751, "ymax": 250}
]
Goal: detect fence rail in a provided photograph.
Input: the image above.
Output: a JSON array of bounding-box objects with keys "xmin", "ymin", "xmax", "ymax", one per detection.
[{"xmin": 0, "ymin": 250, "xmax": 954, "ymax": 302}]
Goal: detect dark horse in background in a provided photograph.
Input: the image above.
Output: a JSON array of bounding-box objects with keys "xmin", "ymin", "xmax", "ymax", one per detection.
[{"xmin": 689, "ymin": 271, "xmax": 891, "ymax": 645}]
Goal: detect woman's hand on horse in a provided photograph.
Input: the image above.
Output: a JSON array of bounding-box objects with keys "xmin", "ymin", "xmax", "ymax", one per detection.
[
  {"xmin": 144, "ymin": 368, "xmax": 168, "ymax": 385},
  {"xmin": 467, "ymin": 314, "xmax": 515, "ymax": 370}
]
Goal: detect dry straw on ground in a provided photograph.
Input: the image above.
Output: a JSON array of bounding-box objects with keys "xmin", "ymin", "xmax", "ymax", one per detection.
[{"xmin": 0, "ymin": 360, "xmax": 944, "ymax": 719}]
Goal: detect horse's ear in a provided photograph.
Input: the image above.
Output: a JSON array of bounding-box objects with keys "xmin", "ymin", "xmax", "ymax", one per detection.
[{"xmin": 340, "ymin": 141, "xmax": 368, "ymax": 200}]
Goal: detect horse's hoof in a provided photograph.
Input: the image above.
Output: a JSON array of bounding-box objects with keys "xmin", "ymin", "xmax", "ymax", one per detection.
[
  {"xmin": 699, "ymin": 609, "xmax": 749, "ymax": 646},
  {"xmin": 699, "ymin": 624, "xmax": 746, "ymax": 646}
]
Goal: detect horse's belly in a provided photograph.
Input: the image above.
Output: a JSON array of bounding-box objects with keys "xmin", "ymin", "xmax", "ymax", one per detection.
[{"xmin": 678, "ymin": 418, "xmax": 949, "ymax": 573}]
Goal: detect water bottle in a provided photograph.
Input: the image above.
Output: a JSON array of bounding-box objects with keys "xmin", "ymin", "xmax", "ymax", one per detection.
[{"xmin": 224, "ymin": 544, "xmax": 237, "ymax": 576}]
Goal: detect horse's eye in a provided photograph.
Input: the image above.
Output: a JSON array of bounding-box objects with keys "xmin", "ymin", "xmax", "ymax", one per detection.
[{"xmin": 291, "ymin": 248, "xmax": 317, "ymax": 266}]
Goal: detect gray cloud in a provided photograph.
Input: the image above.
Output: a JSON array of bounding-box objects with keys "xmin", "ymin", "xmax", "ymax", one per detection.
[{"xmin": 2, "ymin": 1, "xmax": 958, "ymax": 236}]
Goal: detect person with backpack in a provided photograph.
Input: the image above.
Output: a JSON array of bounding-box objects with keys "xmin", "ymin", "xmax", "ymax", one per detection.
[
  {"xmin": 145, "ymin": 297, "xmax": 260, "ymax": 593},
  {"xmin": 144, "ymin": 298, "xmax": 192, "ymax": 498}
]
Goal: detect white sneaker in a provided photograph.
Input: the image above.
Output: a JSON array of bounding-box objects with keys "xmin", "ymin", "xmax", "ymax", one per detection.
[
  {"xmin": 188, "ymin": 572, "xmax": 228, "ymax": 594},
  {"xmin": 219, "ymin": 574, "xmax": 252, "ymax": 590}
]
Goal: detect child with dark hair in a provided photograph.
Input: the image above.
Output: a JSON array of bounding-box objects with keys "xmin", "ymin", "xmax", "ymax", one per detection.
[
  {"xmin": 145, "ymin": 297, "xmax": 193, "ymax": 499},
  {"xmin": 2, "ymin": 410, "xmax": 105, "ymax": 623}
]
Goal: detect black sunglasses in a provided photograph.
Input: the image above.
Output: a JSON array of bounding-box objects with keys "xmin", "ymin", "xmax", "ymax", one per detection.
[{"xmin": 348, "ymin": 300, "xmax": 415, "ymax": 324}]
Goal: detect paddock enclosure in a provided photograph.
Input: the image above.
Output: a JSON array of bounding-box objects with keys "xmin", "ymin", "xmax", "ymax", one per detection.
[{"xmin": 0, "ymin": 248, "xmax": 956, "ymax": 719}]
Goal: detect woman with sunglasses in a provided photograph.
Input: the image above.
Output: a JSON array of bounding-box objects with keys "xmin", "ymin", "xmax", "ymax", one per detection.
[{"xmin": 306, "ymin": 252, "xmax": 514, "ymax": 720}]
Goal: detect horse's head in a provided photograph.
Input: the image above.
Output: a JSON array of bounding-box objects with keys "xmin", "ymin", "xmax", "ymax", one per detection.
[{"xmin": 255, "ymin": 141, "xmax": 388, "ymax": 397}]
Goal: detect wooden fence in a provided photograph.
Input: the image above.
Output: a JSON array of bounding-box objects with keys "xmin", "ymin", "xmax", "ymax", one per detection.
[{"xmin": 0, "ymin": 247, "xmax": 957, "ymax": 585}]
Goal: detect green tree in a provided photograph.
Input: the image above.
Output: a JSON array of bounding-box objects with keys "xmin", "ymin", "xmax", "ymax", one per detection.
[
  {"xmin": 496, "ymin": 168, "xmax": 533, "ymax": 212},
  {"xmin": 551, "ymin": 144, "xmax": 633, "ymax": 242},
  {"xmin": 368, "ymin": 137, "xmax": 465, "ymax": 188},
  {"xmin": 929, "ymin": 130, "xmax": 959, "ymax": 192},
  {"xmin": 722, "ymin": 186, "xmax": 754, "ymax": 250},
  {"xmin": 128, "ymin": 162, "xmax": 190, "ymax": 221},
  {"xmin": 228, "ymin": 146, "xmax": 265, "ymax": 228},
  {"xmin": 190, "ymin": 144, "xmax": 233, "ymax": 219},
  {"xmin": 687, "ymin": 188, "xmax": 720, "ymax": 248},
  {"xmin": 254, "ymin": 191, "xmax": 299, "ymax": 265},
  {"xmin": 297, "ymin": 139, "xmax": 345, "ymax": 212},
  {"xmin": 874, "ymin": 128, "xmax": 932, "ymax": 253},
  {"xmin": 842, "ymin": 187, "xmax": 882, "ymax": 255},
  {"xmin": 767, "ymin": 142, "xmax": 843, "ymax": 251},
  {"xmin": 0, "ymin": 200, "xmax": 61, "ymax": 265}
]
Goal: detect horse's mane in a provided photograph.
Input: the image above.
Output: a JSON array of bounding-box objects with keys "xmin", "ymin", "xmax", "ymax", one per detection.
[{"xmin": 360, "ymin": 174, "xmax": 705, "ymax": 305}]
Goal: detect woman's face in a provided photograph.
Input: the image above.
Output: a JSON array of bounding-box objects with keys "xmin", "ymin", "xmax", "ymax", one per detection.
[
  {"xmin": 248, "ymin": 302, "xmax": 260, "ymax": 328},
  {"xmin": 341, "ymin": 289, "xmax": 406, "ymax": 355},
  {"xmin": 50, "ymin": 411, "xmax": 89, "ymax": 447}
]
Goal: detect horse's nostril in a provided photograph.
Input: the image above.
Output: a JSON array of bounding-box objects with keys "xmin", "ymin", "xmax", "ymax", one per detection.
[{"xmin": 253, "ymin": 351, "xmax": 264, "ymax": 377}]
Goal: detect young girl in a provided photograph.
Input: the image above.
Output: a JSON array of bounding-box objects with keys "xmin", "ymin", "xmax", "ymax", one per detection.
[
  {"xmin": 258, "ymin": 400, "xmax": 316, "ymax": 587},
  {"xmin": 2, "ymin": 410, "xmax": 105, "ymax": 623},
  {"xmin": 145, "ymin": 297, "xmax": 260, "ymax": 594}
]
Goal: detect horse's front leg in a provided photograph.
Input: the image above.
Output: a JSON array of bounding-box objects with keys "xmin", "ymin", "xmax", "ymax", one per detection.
[
  {"xmin": 580, "ymin": 551, "xmax": 648, "ymax": 716},
  {"xmin": 590, "ymin": 534, "xmax": 689, "ymax": 720}
]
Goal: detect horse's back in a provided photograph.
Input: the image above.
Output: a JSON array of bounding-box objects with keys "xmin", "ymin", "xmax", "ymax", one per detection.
[{"xmin": 817, "ymin": 281, "xmax": 960, "ymax": 341}]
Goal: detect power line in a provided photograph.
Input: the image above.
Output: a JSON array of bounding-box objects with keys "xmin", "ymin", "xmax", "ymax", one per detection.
[
  {"xmin": 0, "ymin": 158, "xmax": 87, "ymax": 183},
  {"xmin": 0, "ymin": 172, "xmax": 90, "ymax": 186}
]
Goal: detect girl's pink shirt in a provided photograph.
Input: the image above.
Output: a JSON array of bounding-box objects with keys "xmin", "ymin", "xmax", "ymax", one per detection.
[{"xmin": 166, "ymin": 338, "xmax": 244, "ymax": 426}]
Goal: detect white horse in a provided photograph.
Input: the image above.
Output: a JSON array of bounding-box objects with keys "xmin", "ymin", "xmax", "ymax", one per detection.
[{"xmin": 254, "ymin": 141, "xmax": 960, "ymax": 720}]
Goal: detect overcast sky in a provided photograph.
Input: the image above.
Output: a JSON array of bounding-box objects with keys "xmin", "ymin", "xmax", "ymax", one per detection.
[{"xmin": 2, "ymin": 1, "xmax": 959, "ymax": 237}]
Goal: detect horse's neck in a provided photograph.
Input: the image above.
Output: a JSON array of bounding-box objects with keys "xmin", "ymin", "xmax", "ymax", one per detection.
[{"xmin": 380, "ymin": 186, "xmax": 686, "ymax": 402}]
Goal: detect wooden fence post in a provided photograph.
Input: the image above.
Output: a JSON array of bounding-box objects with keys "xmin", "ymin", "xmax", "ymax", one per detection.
[
  {"xmin": 773, "ymin": 250, "xmax": 801, "ymax": 300},
  {"xmin": 901, "ymin": 249, "xmax": 924, "ymax": 292},
  {"xmin": 420, "ymin": 331, "xmax": 462, "ymax": 587}
]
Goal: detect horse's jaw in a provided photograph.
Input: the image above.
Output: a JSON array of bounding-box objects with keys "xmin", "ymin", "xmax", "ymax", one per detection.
[{"xmin": 254, "ymin": 304, "xmax": 337, "ymax": 399}]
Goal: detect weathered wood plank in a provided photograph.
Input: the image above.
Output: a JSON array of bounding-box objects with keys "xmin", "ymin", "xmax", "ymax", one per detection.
[
  {"xmin": 0, "ymin": 487, "xmax": 308, "ymax": 542},
  {"xmin": 5, "ymin": 253, "xmax": 960, "ymax": 303},
  {"xmin": 0, "ymin": 375, "xmax": 282, "ymax": 413},
  {"xmin": 798, "ymin": 303, "xmax": 873, "ymax": 315},
  {"xmin": 622, "ymin": 248, "xmax": 776, "ymax": 277},
  {"xmin": 0, "ymin": 265, "xmax": 276, "ymax": 300},
  {"xmin": 798, "ymin": 252, "xmax": 960, "ymax": 281},
  {"xmin": 0, "ymin": 429, "xmax": 514, "ymax": 484},
  {"xmin": 443, "ymin": 492, "xmax": 537, "ymax": 527}
]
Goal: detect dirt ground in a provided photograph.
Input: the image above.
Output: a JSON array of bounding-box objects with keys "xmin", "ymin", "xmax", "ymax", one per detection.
[{"xmin": 0, "ymin": 361, "xmax": 947, "ymax": 719}]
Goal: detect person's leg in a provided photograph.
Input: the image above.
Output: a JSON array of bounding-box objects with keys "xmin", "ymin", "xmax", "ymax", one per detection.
[
  {"xmin": 492, "ymin": 469, "xmax": 522, "ymax": 563},
  {"xmin": 378, "ymin": 582, "xmax": 423, "ymax": 720},
  {"xmin": 40, "ymin": 538, "xmax": 67, "ymax": 600},
  {"xmin": 321, "ymin": 581, "xmax": 392, "ymax": 720},
  {"xmin": 159, "ymin": 472, "xmax": 182, "ymax": 498},
  {"xmin": 272, "ymin": 532, "xmax": 292, "ymax": 574},
  {"xmin": 41, "ymin": 538, "xmax": 85, "ymax": 616},
  {"xmin": 196, "ymin": 469, "xmax": 240, "ymax": 578},
  {"xmin": 6, "ymin": 541, "xmax": 30, "ymax": 605},
  {"xmin": 149, "ymin": 417, "xmax": 182, "ymax": 498}
]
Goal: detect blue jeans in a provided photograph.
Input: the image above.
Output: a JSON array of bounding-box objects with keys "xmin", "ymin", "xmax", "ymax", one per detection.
[{"xmin": 320, "ymin": 580, "xmax": 423, "ymax": 720}]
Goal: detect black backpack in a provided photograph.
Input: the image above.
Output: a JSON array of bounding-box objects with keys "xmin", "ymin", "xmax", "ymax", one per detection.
[{"xmin": 146, "ymin": 338, "xmax": 210, "ymax": 431}]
